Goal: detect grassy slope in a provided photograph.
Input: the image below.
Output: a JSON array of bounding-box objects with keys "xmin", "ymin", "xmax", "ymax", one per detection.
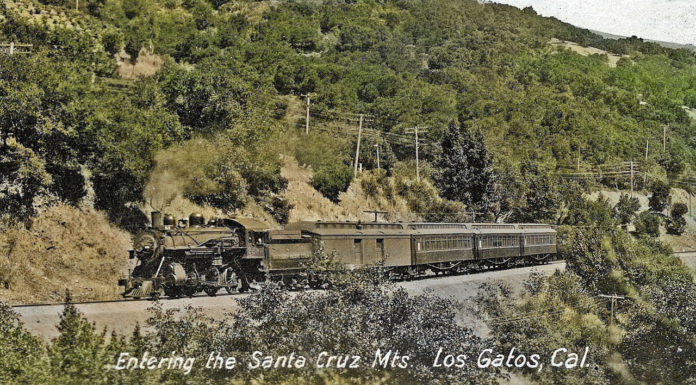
[{"xmin": 0, "ymin": 205, "xmax": 132, "ymax": 304}]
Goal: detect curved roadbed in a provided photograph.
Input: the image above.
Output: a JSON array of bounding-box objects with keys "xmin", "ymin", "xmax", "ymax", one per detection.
[
  {"xmin": 13, "ymin": 252, "xmax": 696, "ymax": 341},
  {"xmin": 14, "ymin": 261, "xmax": 566, "ymax": 340}
]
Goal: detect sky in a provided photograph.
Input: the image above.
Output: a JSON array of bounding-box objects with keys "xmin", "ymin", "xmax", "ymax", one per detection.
[{"xmin": 487, "ymin": 0, "xmax": 696, "ymax": 46}]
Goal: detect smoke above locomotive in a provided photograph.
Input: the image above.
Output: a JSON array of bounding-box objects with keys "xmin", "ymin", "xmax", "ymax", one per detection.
[{"xmin": 119, "ymin": 212, "xmax": 557, "ymax": 299}]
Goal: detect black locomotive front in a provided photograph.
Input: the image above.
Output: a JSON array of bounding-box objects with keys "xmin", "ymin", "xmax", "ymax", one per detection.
[{"xmin": 119, "ymin": 212, "xmax": 268, "ymax": 298}]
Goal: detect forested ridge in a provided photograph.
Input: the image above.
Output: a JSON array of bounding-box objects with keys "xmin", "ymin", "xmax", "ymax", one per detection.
[{"xmin": 2, "ymin": 0, "xmax": 696, "ymax": 229}]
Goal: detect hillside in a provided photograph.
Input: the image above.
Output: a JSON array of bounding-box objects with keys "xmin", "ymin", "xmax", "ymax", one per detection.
[
  {"xmin": 2, "ymin": 0, "xmax": 696, "ymax": 231},
  {"xmin": 2, "ymin": 0, "xmax": 696, "ymax": 301},
  {"xmin": 0, "ymin": 204, "xmax": 131, "ymax": 304}
]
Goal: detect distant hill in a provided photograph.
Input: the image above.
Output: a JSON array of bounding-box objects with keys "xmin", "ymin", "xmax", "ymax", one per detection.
[{"xmin": 588, "ymin": 29, "xmax": 696, "ymax": 53}]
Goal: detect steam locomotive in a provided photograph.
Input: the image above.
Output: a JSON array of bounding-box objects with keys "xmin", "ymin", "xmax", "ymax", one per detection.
[{"xmin": 118, "ymin": 211, "xmax": 557, "ymax": 298}]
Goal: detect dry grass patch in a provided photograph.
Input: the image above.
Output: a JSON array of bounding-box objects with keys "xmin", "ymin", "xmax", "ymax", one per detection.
[
  {"xmin": 549, "ymin": 38, "xmax": 628, "ymax": 67},
  {"xmin": 0, "ymin": 204, "xmax": 131, "ymax": 305}
]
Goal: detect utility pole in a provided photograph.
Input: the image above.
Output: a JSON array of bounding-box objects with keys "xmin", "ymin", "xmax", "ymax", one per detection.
[
  {"xmin": 363, "ymin": 210, "xmax": 387, "ymax": 222},
  {"xmin": 644, "ymin": 140, "xmax": 649, "ymax": 187},
  {"xmin": 598, "ymin": 294, "xmax": 625, "ymax": 326},
  {"xmin": 354, "ymin": 114, "xmax": 364, "ymax": 177},
  {"xmin": 300, "ymin": 94, "xmax": 313, "ymax": 135},
  {"xmin": 405, "ymin": 126, "xmax": 428, "ymax": 181},
  {"xmin": 689, "ymin": 191, "xmax": 692, "ymax": 219},
  {"xmin": 0, "ymin": 42, "xmax": 32, "ymax": 55},
  {"xmin": 577, "ymin": 147, "xmax": 580, "ymax": 171},
  {"xmin": 76, "ymin": 0, "xmax": 79, "ymax": 11},
  {"xmin": 415, "ymin": 127, "xmax": 420, "ymax": 181},
  {"xmin": 630, "ymin": 160, "xmax": 634, "ymax": 197},
  {"xmin": 374, "ymin": 144, "xmax": 380, "ymax": 172}
]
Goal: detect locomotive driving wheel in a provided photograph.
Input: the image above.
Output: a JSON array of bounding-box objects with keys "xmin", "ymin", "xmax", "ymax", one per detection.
[
  {"xmin": 222, "ymin": 268, "xmax": 239, "ymax": 294},
  {"xmin": 203, "ymin": 268, "xmax": 220, "ymax": 297}
]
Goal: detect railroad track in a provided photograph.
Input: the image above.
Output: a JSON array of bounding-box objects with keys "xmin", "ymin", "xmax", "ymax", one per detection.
[
  {"xmin": 11, "ymin": 260, "xmax": 566, "ymax": 308},
  {"xmin": 9, "ymin": 291, "xmax": 246, "ymax": 308},
  {"xmin": 10, "ymin": 252, "xmax": 694, "ymax": 309}
]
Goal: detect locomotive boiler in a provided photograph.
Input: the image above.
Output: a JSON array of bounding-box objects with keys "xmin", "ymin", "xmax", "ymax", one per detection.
[{"xmin": 119, "ymin": 212, "xmax": 557, "ymax": 299}]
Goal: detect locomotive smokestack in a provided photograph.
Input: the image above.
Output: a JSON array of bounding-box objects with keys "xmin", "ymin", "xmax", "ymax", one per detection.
[{"xmin": 151, "ymin": 211, "xmax": 163, "ymax": 229}]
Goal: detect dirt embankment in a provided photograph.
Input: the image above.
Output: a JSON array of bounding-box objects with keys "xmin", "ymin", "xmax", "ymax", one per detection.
[
  {"xmin": 281, "ymin": 155, "xmax": 418, "ymax": 223},
  {"xmin": 0, "ymin": 204, "xmax": 132, "ymax": 305}
]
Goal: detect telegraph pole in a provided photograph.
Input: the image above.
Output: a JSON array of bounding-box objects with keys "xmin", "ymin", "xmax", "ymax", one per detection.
[
  {"xmin": 0, "ymin": 42, "xmax": 33, "ymax": 55},
  {"xmin": 300, "ymin": 94, "xmax": 312, "ymax": 135},
  {"xmin": 630, "ymin": 160, "xmax": 634, "ymax": 197},
  {"xmin": 374, "ymin": 144, "xmax": 380, "ymax": 171},
  {"xmin": 354, "ymin": 114, "xmax": 364, "ymax": 177},
  {"xmin": 598, "ymin": 294, "xmax": 625, "ymax": 326},
  {"xmin": 363, "ymin": 210, "xmax": 387, "ymax": 222},
  {"xmin": 644, "ymin": 141, "xmax": 649, "ymax": 187},
  {"xmin": 415, "ymin": 127, "xmax": 420, "ymax": 181},
  {"xmin": 405, "ymin": 126, "xmax": 428, "ymax": 181},
  {"xmin": 689, "ymin": 191, "xmax": 692, "ymax": 219}
]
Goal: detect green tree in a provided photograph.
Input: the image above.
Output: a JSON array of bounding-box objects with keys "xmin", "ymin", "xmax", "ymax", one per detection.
[
  {"xmin": 666, "ymin": 202, "xmax": 688, "ymax": 235},
  {"xmin": 0, "ymin": 302, "xmax": 48, "ymax": 384},
  {"xmin": 648, "ymin": 180, "xmax": 671, "ymax": 212},
  {"xmin": 510, "ymin": 163, "xmax": 563, "ymax": 223},
  {"xmin": 634, "ymin": 211, "xmax": 662, "ymax": 238},
  {"xmin": 49, "ymin": 293, "xmax": 115, "ymax": 383},
  {"xmin": 433, "ymin": 122, "xmax": 493, "ymax": 208},
  {"xmin": 0, "ymin": 139, "xmax": 52, "ymax": 222},
  {"xmin": 614, "ymin": 193, "xmax": 641, "ymax": 230}
]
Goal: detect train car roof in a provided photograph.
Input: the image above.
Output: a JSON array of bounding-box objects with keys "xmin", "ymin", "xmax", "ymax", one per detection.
[
  {"xmin": 224, "ymin": 218, "xmax": 271, "ymax": 231},
  {"xmin": 410, "ymin": 228, "xmax": 475, "ymax": 235},
  {"xmin": 407, "ymin": 223, "xmax": 469, "ymax": 229},
  {"xmin": 283, "ymin": 221, "xmax": 556, "ymax": 236},
  {"xmin": 474, "ymin": 228, "xmax": 524, "ymax": 235},
  {"xmin": 515, "ymin": 224, "xmax": 557, "ymax": 234},
  {"xmin": 286, "ymin": 221, "xmax": 409, "ymax": 236}
]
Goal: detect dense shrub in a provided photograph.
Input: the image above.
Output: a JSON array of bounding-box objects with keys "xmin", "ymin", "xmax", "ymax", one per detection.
[
  {"xmin": 666, "ymin": 202, "xmax": 688, "ymax": 235},
  {"xmin": 634, "ymin": 211, "xmax": 662, "ymax": 237},
  {"xmin": 648, "ymin": 180, "xmax": 671, "ymax": 213},
  {"xmin": 614, "ymin": 193, "xmax": 641, "ymax": 229},
  {"xmin": 311, "ymin": 162, "xmax": 354, "ymax": 203}
]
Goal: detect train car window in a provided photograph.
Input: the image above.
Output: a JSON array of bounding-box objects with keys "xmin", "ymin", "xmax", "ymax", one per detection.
[{"xmin": 524, "ymin": 234, "xmax": 555, "ymax": 246}]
